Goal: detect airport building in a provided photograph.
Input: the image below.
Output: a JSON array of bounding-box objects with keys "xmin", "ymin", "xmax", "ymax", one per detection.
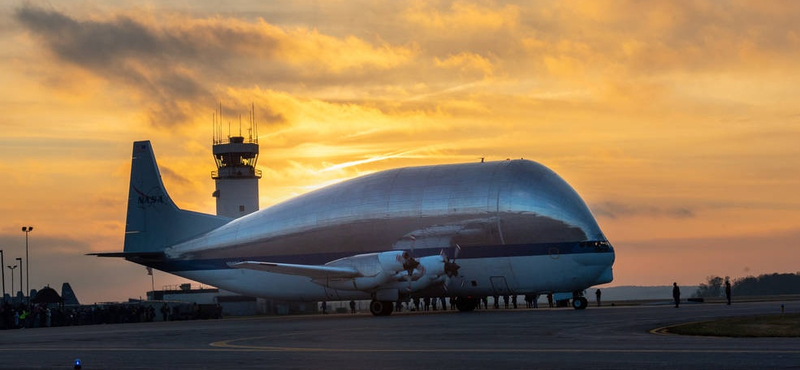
[{"xmin": 146, "ymin": 284, "xmax": 316, "ymax": 316}]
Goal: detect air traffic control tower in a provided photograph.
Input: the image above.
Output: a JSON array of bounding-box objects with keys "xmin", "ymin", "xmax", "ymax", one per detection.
[{"xmin": 211, "ymin": 105, "xmax": 261, "ymax": 218}]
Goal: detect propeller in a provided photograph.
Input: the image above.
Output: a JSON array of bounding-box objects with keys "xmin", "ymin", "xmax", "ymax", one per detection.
[
  {"xmin": 443, "ymin": 244, "xmax": 461, "ymax": 278},
  {"xmin": 438, "ymin": 244, "xmax": 462, "ymax": 294},
  {"xmin": 401, "ymin": 251, "xmax": 420, "ymax": 276},
  {"xmin": 402, "ymin": 235, "xmax": 420, "ymax": 291},
  {"xmin": 400, "ymin": 236, "xmax": 460, "ymax": 293}
]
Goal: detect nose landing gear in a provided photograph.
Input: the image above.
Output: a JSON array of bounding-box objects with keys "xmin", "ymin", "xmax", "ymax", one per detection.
[{"xmin": 571, "ymin": 292, "xmax": 588, "ymax": 310}]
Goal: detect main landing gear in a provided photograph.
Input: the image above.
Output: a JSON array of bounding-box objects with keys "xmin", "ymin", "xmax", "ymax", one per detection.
[
  {"xmin": 369, "ymin": 300, "xmax": 394, "ymax": 316},
  {"xmin": 454, "ymin": 296, "xmax": 479, "ymax": 312}
]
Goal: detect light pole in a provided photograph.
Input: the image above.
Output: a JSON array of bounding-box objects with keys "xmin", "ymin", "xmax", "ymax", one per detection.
[
  {"xmin": 0, "ymin": 249, "xmax": 5, "ymax": 301},
  {"xmin": 7, "ymin": 265, "xmax": 17, "ymax": 299},
  {"xmin": 22, "ymin": 226, "xmax": 33, "ymax": 301},
  {"xmin": 15, "ymin": 257, "xmax": 22, "ymax": 300}
]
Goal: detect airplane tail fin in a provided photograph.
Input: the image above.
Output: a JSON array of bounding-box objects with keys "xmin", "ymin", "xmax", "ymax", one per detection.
[
  {"xmin": 124, "ymin": 141, "xmax": 230, "ymax": 253},
  {"xmin": 61, "ymin": 282, "xmax": 80, "ymax": 306}
]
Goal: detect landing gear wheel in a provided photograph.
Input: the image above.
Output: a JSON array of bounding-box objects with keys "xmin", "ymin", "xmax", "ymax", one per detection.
[
  {"xmin": 382, "ymin": 301, "xmax": 394, "ymax": 316},
  {"xmin": 454, "ymin": 297, "xmax": 478, "ymax": 312},
  {"xmin": 572, "ymin": 297, "xmax": 588, "ymax": 310},
  {"xmin": 369, "ymin": 300, "xmax": 395, "ymax": 316}
]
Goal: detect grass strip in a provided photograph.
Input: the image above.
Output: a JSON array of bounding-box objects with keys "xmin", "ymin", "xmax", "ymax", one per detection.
[{"xmin": 666, "ymin": 313, "xmax": 800, "ymax": 337}]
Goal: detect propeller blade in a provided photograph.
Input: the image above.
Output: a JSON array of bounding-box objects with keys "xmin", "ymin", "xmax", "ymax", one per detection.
[
  {"xmin": 401, "ymin": 250, "xmax": 420, "ymax": 274},
  {"xmin": 403, "ymin": 235, "xmax": 420, "ymax": 274},
  {"xmin": 444, "ymin": 244, "xmax": 461, "ymax": 277},
  {"xmin": 404, "ymin": 237, "xmax": 417, "ymax": 292}
]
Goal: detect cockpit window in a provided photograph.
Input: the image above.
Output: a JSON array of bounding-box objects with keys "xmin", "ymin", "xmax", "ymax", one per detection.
[{"xmin": 581, "ymin": 240, "xmax": 612, "ymax": 252}]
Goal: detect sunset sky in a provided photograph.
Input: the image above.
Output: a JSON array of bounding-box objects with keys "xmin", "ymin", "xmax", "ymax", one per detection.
[{"xmin": 1, "ymin": 1, "xmax": 798, "ymax": 304}]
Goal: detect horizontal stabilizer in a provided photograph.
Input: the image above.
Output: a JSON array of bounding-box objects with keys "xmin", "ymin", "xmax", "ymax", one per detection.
[
  {"xmin": 87, "ymin": 251, "xmax": 166, "ymax": 260},
  {"xmin": 228, "ymin": 261, "xmax": 358, "ymax": 279}
]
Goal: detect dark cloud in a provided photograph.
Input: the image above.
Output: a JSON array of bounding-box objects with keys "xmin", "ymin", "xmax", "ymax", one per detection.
[
  {"xmin": 591, "ymin": 201, "xmax": 695, "ymax": 220},
  {"xmin": 12, "ymin": 2, "xmax": 499, "ymax": 128},
  {"xmin": 13, "ymin": 3, "xmax": 287, "ymax": 127},
  {"xmin": 15, "ymin": 5, "xmax": 166, "ymax": 67}
]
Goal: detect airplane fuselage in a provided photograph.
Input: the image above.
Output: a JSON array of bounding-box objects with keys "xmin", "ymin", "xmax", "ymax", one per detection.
[{"xmin": 148, "ymin": 159, "xmax": 614, "ymax": 302}]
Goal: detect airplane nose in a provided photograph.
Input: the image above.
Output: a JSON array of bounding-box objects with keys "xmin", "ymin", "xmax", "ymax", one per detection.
[
  {"xmin": 594, "ymin": 265, "xmax": 614, "ymax": 285},
  {"xmin": 592, "ymin": 243, "xmax": 614, "ymax": 284},
  {"xmin": 573, "ymin": 241, "xmax": 615, "ymax": 285}
]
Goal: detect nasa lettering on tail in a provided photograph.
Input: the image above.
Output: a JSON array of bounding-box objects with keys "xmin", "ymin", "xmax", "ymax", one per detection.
[{"xmin": 133, "ymin": 186, "xmax": 166, "ymax": 208}]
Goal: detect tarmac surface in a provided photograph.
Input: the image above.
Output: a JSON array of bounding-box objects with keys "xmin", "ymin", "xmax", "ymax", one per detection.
[{"xmin": 0, "ymin": 300, "xmax": 798, "ymax": 370}]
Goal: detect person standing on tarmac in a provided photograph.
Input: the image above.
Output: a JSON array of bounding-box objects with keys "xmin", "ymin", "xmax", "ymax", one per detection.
[
  {"xmin": 672, "ymin": 282, "xmax": 681, "ymax": 308},
  {"xmin": 725, "ymin": 277, "xmax": 732, "ymax": 305},
  {"xmin": 595, "ymin": 289, "xmax": 602, "ymax": 307},
  {"xmin": 160, "ymin": 303, "xmax": 171, "ymax": 321}
]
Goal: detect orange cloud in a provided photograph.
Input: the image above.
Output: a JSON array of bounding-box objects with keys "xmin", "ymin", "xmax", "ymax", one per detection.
[
  {"xmin": 435, "ymin": 52, "xmax": 496, "ymax": 78},
  {"xmin": 404, "ymin": 1, "xmax": 520, "ymax": 31}
]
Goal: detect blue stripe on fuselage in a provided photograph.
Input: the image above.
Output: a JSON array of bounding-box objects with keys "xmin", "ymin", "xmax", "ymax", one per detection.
[{"xmin": 143, "ymin": 241, "xmax": 613, "ymax": 272}]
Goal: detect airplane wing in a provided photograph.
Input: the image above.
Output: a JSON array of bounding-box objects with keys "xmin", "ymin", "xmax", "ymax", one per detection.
[{"xmin": 228, "ymin": 261, "xmax": 359, "ymax": 279}]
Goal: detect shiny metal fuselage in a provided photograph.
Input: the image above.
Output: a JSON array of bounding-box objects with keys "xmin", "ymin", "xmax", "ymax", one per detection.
[{"xmin": 159, "ymin": 159, "xmax": 614, "ymax": 301}]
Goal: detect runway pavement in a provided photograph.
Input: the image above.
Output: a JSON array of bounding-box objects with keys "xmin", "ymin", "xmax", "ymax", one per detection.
[{"xmin": 0, "ymin": 301, "xmax": 798, "ymax": 369}]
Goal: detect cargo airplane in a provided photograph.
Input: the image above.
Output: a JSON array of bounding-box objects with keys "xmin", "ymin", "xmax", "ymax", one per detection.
[{"xmin": 93, "ymin": 141, "xmax": 615, "ymax": 316}]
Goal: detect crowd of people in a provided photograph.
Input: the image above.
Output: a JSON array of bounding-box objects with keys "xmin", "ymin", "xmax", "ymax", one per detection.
[
  {"xmin": 0, "ymin": 302, "xmax": 157, "ymax": 329},
  {"xmin": 334, "ymin": 294, "xmax": 565, "ymax": 314},
  {"xmin": 0, "ymin": 301, "xmax": 222, "ymax": 330}
]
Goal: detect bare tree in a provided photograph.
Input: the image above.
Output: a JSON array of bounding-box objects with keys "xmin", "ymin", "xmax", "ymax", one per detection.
[{"xmin": 693, "ymin": 275, "xmax": 724, "ymax": 298}]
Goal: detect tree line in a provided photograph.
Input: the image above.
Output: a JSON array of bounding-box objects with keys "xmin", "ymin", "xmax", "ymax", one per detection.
[{"xmin": 693, "ymin": 273, "xmax": 800, "ymax": 298}]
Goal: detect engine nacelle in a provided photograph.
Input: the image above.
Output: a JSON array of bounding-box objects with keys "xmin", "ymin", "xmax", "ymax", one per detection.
[
  {"xmin": 391, "ymin": 254, "xmax": 448, "ymax": 292},
  {"xmin": 312, "ymin": 250, "xmax": 412, "ymax": 291},
  {"xmin": 412, "ymin": 254, "xmax": 446, "ymax": 280}
]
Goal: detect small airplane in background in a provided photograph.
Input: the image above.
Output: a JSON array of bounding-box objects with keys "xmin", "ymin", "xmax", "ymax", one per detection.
[{"xmin": 92, "ymin": 141, "xmax": 614, "ymax": 316}]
